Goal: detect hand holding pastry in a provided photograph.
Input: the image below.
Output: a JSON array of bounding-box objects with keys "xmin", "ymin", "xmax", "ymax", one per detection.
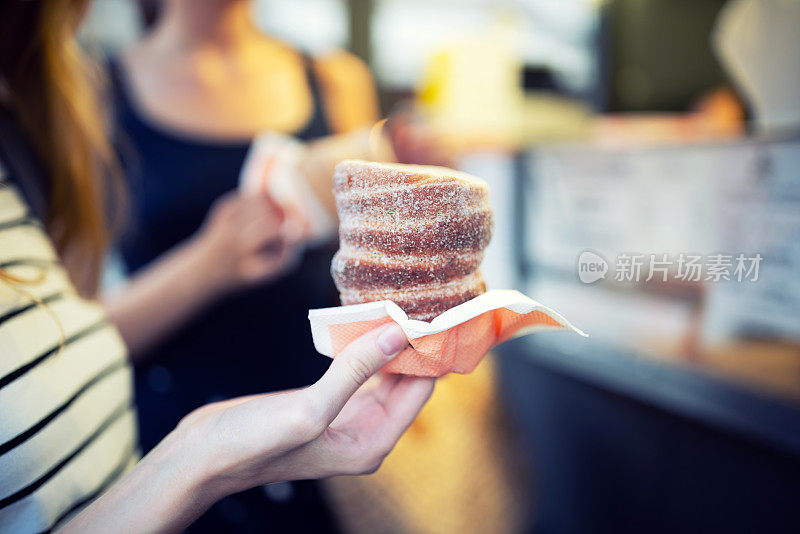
[
  {"xmin": 179, "ymin": 324, "xmax": 434, "ymax": 494},
  {"xmin": 63, "ymin": 325, "xmax": 435, "ymax": 534}
]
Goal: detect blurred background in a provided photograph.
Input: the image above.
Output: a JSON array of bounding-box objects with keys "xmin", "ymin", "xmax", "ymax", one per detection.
[{"xmin": 81, "ymin": 0, "xmax": 800, "ymax": 532}]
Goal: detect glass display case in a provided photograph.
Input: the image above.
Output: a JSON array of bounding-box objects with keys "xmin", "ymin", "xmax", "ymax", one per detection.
[{"xmin": 495, "ymin": 132, "xmax": 800, "ymax": 532}]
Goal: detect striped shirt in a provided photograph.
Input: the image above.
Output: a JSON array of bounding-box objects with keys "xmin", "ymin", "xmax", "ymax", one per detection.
[{"xmin": 0, "ymin": 166, "xmax": 138, "ymax": 533}]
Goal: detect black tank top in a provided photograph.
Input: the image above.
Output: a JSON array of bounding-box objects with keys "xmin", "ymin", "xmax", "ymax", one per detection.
[{"xmin": 108, "ymin": 57, "xmax": 340, "ymax": 534}]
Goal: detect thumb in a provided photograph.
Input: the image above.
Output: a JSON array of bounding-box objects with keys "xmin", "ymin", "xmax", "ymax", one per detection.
[{"xmin": 308, "ymin": 324, "xmax": 408, "ymax": 425}]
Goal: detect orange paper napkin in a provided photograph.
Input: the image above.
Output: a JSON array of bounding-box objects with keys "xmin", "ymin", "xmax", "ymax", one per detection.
[{"xmin": 309, "ymin": 289, "xmax": 586, "ymax": 377}]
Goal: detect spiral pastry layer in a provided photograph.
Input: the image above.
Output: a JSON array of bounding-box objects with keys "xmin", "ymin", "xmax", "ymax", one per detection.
[{"xmin": 331, "ymin": 160, "xmax": 494, "ymax": 321}]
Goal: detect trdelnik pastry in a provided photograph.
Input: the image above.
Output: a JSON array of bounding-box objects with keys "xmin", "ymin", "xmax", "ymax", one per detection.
[
  {"xmin": 312, "ymin": 160, "xmax": 584, "ymax": 377},
  {"xmin": 331, "ymin": 160, "xmax": 494, "ymax": 321}
]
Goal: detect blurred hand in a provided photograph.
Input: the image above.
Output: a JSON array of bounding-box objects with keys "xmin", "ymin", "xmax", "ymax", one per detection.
[
  {"xmin": 191, "ymin": 192, "xmax": 300, "ymax": 294},
  {"xmin": 180, "ymin": 324, "xmax": 435, "ymax": 499},
  {"xmin": 387, "ymin": 110, "xmax": 454, "ymax": 168}
]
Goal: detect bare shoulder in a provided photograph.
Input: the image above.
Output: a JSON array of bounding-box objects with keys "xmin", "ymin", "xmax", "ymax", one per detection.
[
  {"xmin": 312, "ymin": 50, "xmax": 380, "ymax": 133},
  {"xmin": 313, "ymin": 50, "xmax": 373, "ymax": 86}
]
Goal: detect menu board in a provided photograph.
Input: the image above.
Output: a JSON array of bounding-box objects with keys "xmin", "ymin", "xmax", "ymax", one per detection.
[
  {"xmin": 703, "ymin": 139, "xmax": 800, "ymax": 344},
  {"xmin": 525, "ymin": 135, "xmax": 800, "ymax": 345},
  {"xmin": 526, "ymin": 143, "xmax": 717, "ymax": 272}
]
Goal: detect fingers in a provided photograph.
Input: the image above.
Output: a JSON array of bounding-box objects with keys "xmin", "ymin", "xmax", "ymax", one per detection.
[
  {"xmin": 384, "ymin": 376, "xmax": 435, "ymax": 427},
  {"xmin": 279, "ymin": 199, "xmax": 310, "ymax": 242},
  {"xmin": 238, "ymin": 241, "xmax": 298, "ymax": 282},
  {"xmin": 372, "ymin": 372, "xmax": 401, "ymax": 404},
  {"xmin": 205, "ymin": 192, "xmax": 241, "ymax": 226},
  {"xmin": 238, "ymin": 195, "xmax": 312, "ymax": 258},
  {"xmin": 201, "ymin": 191, "xmax": 304, "ymax": 289},
  {"xmin": 308, "ymin": 324, "xmax": 408, "ymax": 426},
  {"xmin": 226, "ymin": 192, "xmax": 284, "ymax": 226},
  {"xmin": 237, "ymin": 187, "xmax": 284, "ymax": 215},
  {"xmin": 240, "ymin": 215, "xmax": 282, "ymax": 252},
  {"xmin": 354, "ymin": 376, "xmax": 433, "ymax": 472},
  {"xmin": 207, "ymin": 192, "xmax": 282, "ymax": 235},
  {"xmin": 239, "ymin": 197, "xmax": 286, "ymax": 247},
  {"xmin": 208, "ymin": 190, "xmax": 306, "ymax": 252}
]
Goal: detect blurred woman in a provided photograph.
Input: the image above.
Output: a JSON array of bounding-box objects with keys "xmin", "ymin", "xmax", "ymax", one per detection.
[
  {"xmin": 0, "ymin": 0, "xmax": 435, "ymax": 532},
  {"xmin": 103, "ymin": 0, "xmax": 387, "ymax": 529}
]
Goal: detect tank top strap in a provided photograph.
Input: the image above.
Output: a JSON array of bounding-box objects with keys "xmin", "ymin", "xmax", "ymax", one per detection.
[{"xmin": 295, "ymin": 54, "xmax": 332, "ymax": 141}]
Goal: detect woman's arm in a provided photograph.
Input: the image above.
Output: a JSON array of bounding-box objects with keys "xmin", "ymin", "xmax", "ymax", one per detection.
[
  {"xmin": 296, "ymin": 52, "xmax": 453, "ymax": 219},
  {"xmin": 298, "ymin": 127, "xmax": 395, "ymax": 219},
  {"xmin": 59, "ymin": 324, "xmax": 433, "ymax": 534},
  {"xmin": 105, "ymin": 193, "xmax": 299, "ymax": 360},
  {"xmin": 57, "ymin": 425, "xmax": 213, "ymax": 533}
]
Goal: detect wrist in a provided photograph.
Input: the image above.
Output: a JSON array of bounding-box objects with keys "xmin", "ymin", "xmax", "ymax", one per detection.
[
  {"xmin": 172, "ymin": 405, "xmax": 287, "ymax": 502},
  {"xmin": 182, "ymin": 235, "xmax": 234, "ymax": 300},
  {"xmin": 157, "ymin": 423, "xmax": 229, "ymax": 513}
]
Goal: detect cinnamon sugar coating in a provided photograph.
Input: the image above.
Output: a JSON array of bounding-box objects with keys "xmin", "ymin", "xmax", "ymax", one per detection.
[
  {"xmin": 339, "ymin": 211, "xmax": 493, "ymax": 255},
  {"xmin": 331, "ymin": 160, "xmax": 494, "ymax": 321}
]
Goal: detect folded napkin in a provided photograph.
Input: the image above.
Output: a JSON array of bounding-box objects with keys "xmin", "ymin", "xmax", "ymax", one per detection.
[
  {"xmin": 309, "ymin": 289, "xmax": 587, "ymax": 377},
  {"xmin": 239, "ymin": 132, "xmax": 335, "ymax": 244}
]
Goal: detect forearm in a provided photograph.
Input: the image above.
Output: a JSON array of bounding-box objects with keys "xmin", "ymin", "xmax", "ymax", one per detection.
[
  {"xmin": 104, "ymin": 238, "xmax": 224, "ymax": 361},
  {"xmin": 58, "ymin": 428, "xmax": 221, "ymax": 534},
  {"xmin": 58, "ymin": 323, "xmax": 428, "ymax": 533}
]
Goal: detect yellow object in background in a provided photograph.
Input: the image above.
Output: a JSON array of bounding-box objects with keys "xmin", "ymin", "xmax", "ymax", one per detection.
[
  {"xmin": 415, "ymin": 20, "xmax": 592, "ymax": 151},
  {"xmin": 416, "ymin": 24, "xmax": 525, "ymax": 150},
  {"xmin": 324, "ymin": 355, "xmax": 529, "ymax": 534}
]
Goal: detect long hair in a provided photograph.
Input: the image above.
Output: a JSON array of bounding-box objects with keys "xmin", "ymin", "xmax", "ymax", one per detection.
[{"xmin": 0, "ymin": 0, "xmax": 122, "ymax": 296}]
